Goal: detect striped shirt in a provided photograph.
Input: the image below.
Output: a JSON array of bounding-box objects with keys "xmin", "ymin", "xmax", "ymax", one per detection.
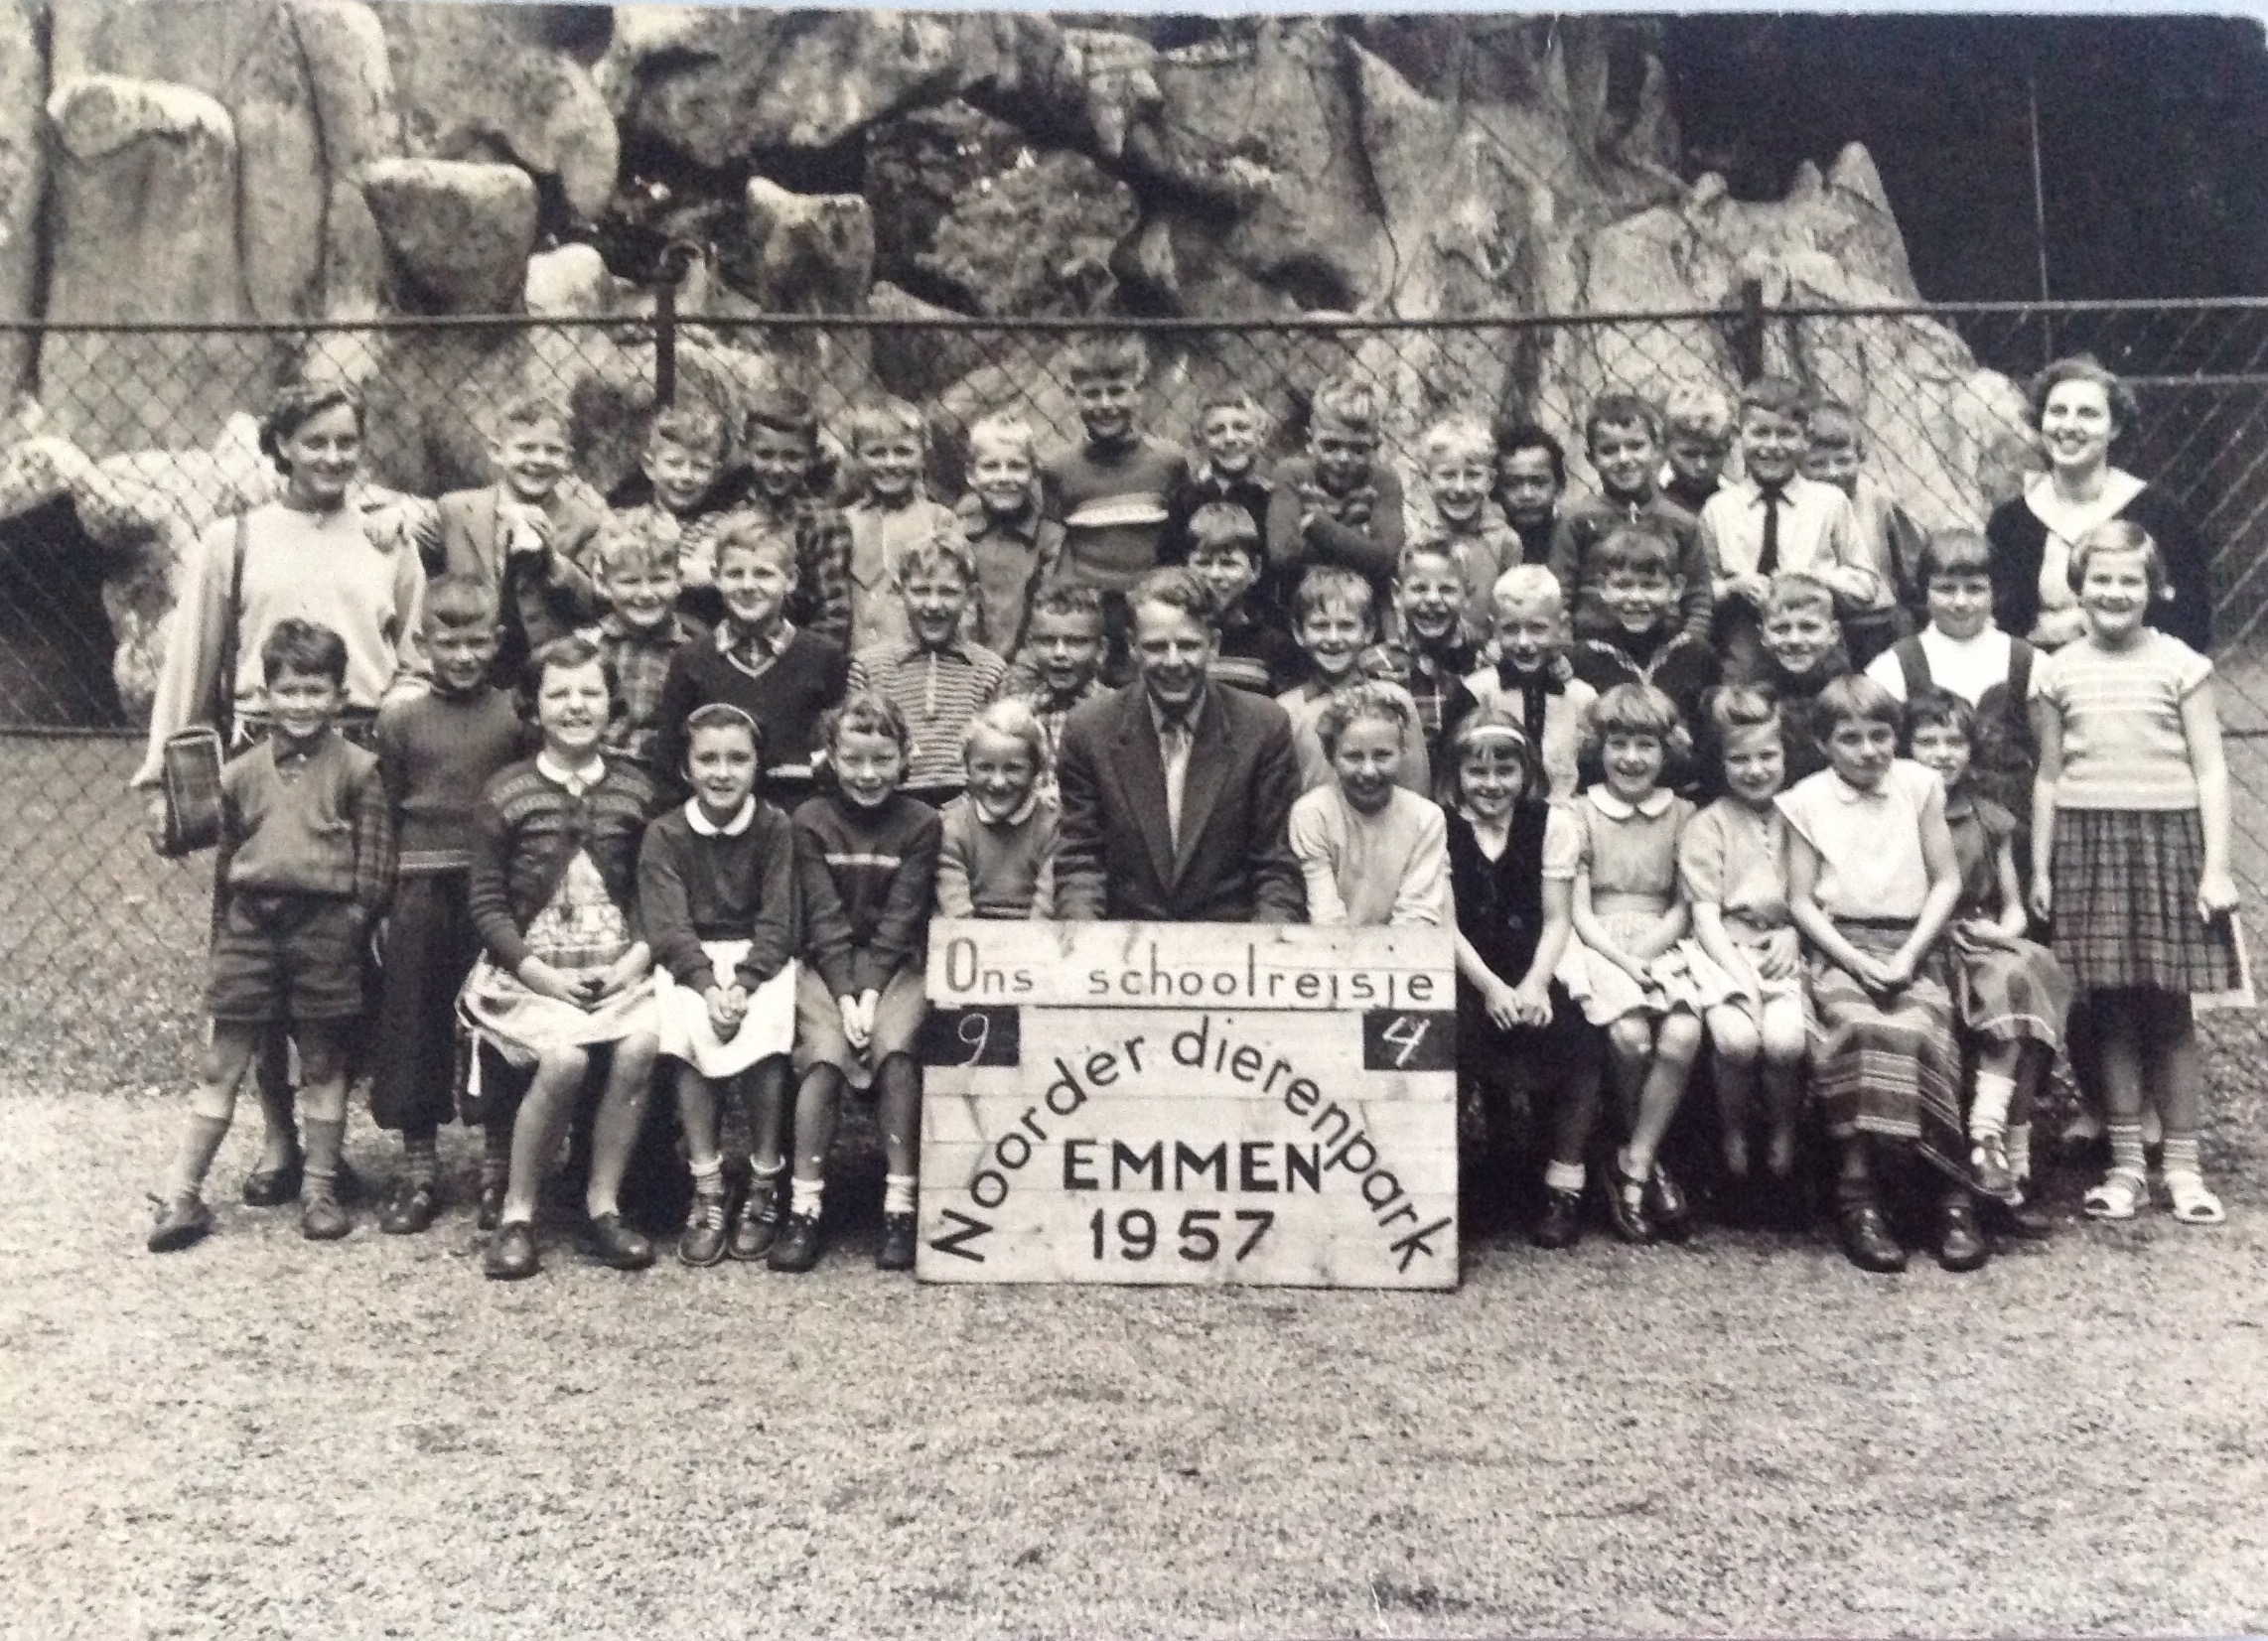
[
  {"xmin": 847, "ymin": 638, "xmax": 1008, "ymax": 794},
  {"xmin": 793, "ymin": 791, "xmax": 942, "ymax": 995},
  {"xmin": 2031, "ymin": 629, "xmax": 2212, "ymax": 810}
]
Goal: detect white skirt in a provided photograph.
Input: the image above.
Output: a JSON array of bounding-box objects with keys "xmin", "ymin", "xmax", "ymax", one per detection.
[{"xmin": 654, "ymin": 942, "xmax": 797, "ymax": 1077}]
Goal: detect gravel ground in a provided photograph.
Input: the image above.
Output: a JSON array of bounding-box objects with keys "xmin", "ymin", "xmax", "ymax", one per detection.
[{"xmin": 5, "ymin": 1088, "xmax": 2266, "ymax": 1641}]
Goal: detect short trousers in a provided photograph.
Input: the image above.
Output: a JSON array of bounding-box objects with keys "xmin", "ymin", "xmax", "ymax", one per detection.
[
  {"xmin": 208, "ymin": 892, "xmax": 366, "ymax": 1026},
  {"xmin": 791, "ymin": 965, "xmax": 928, "ymax": 1087}
]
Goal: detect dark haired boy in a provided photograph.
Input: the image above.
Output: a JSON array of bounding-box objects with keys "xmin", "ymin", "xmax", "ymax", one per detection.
[
  {"xmin": 1546, "ymin": 391, "xmax": 1713, "ymax": 646},
  {"xmin": 1187, "ymin": 502, "xmax": 1301, "ymax": 696},
  {"xmin": 1493, "ymin": 421, "xmax": 1567, "ymax": 568},
  {"xmin": 735, "ymin": 386, "xmax": 855, "ymax": 648},
  {"xmin": 149, "ymin": 618, "xmax": 395, "ymax": 1252},
  {"xmin": 1566, "ymin": 524, "xmax": 1718, "ymax": 738}
]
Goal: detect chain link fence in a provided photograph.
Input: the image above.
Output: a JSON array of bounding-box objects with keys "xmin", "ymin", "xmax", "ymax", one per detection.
[{"xmin": 3, "ymin": 298, "xmax": 2265, "ymax": 1085}]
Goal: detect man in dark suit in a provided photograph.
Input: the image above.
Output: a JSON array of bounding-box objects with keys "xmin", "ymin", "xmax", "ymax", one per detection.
[{"xmin": 1056, "ymin": 567, "xmax": 1304, "ymax": 922}]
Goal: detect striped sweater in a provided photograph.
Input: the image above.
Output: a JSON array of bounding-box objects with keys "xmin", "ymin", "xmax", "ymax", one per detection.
[
  {"xmin": 846, "ymin": 638, "xmax": 1008, "ymax": 793},
  {"xmin": 793, "ymin": 791, "xmax": 942, "ymax": 996}
]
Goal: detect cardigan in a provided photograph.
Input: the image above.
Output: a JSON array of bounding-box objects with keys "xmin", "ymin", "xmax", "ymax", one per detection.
[
  {"xmin": 467, "ymin": 757, "xmax": 657, "ymax": 972},
  {"xmin": 1984, "ymin": 479, "xmax": 2212, "ymax": 653},
  {"xmin": 636, "ymin": 798, "xmax": 798, "ymax": 993}
]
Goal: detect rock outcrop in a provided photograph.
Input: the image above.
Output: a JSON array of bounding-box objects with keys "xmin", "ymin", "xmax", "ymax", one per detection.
[
  {"xmin": 362, "ymin": 158, "xmax": 542, "ymax": 315},
  {"xmin": 0, "ymin": 0, "xmax": 42, "ymax": 413}
]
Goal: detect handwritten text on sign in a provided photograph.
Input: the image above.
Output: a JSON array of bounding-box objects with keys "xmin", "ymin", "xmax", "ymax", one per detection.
[{"xmin": 918, "ymin": 921, "xmax": 1458, "ymax": 1290}]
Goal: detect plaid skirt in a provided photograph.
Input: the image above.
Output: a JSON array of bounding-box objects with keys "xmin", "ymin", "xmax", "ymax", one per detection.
[
  {"xmin": 2050, "ymin": 808, "xmax": 2243, "ymax": 994},
  {"xmin": 1806, "ymin": 921, "xmax": 1971, "ymax": 1185}
]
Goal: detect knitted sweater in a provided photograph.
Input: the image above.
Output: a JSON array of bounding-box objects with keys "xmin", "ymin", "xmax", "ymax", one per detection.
[
  {"xmin": 636, "ymin": 798, "xmax": 799, "ymax": 992},
  {"xmin": 794, "ymin": 791, "xmax": 942, "ymax": 995},
  {"xmin": 375, "ymin": 685, "xmax": 531, "ymax": 874},
  {"xmin": 217, "ymin": 732, "xmax": 394, "ymax": 912},
  {"xmin": 653, "ymin": 624, "xmax": 851, "ymax": 792},
  {"xmin": 467, "ymin": 757, "xmax": 656, "ymax": 972},
  {"xmin": 935, "ymin": 793, "xmax": 1058, "ymax": 919}
]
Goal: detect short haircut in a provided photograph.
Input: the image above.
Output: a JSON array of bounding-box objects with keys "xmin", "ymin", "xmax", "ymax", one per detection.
[
  {"xmin": 1309, "ymin": 373, "xmax": 1379, "ymax": 437},
  {"xmin": 1292, "ymin": 564, "xmax": 1375, "ymax": 626},
  {"xmin": 712, "ymin": 513, "xmax": 799, "ymax": 576},
  {"xmin": 1739, "ymin": 375, "xmax": 1810, "ymax": 426},
  {"xmin": 529, "ymin": 632, "xmax": 618, "ymax": 702},
  {"xmin": 1662, "ymin": 384, "xmax": 1736, "ymax": 443},
  {"xmin": 1316, "ymin": 680, "xmax": 1414, "ymax": 758},
  {"xmin": 1490, "ymin": 563, "xmax": 1564, "ymax": 615},
  {"xmin": 682, "ymin": 700, "xmax": 765, "ymax": 759},
  {"xmin": 1448, "ymin": 698, "xmax": 1541, "ymax": 796},
  {"xmin": 1027, "ymin": 584, "xmax": 1105, "ymax": 628},
  {"xmin": 1420, "ymin": 414, "xmax": 1495, "ymax": 468},
  {"xmin": 967, "ymin": 411, "xmax": 1037, "ymax": 466},
  {"xmin": 494, "ymin": 391, "xmax": 570, "ymax": 440},
  {"xmin": 1185, "ymin": 501, "xmax": 1261, "ymax": 560},
  {"xmin": 592, "ymin": 518, "xmax": 678, "ymax": 578},
  {"xmin": 1197, "ymin": 386, "xmax": 1267, "ymax": 427},
  {"xmin": 1762, "ymin": 571, "xmax": 1837, "ymax": 621},
  {"xmin": 1062, "ymin": 331, "xmax": 1149, "ymax": 384},
  {"xmin": 1917, "ymin": 527, "xmax": 1994, "ymax": 585},
  {"xmin": 260, "ymin": 617, "xmax": 349, "ymax": 685},
  {"xmin": 897, "ymin": 529, "xmax": 976, "ymax": 588},
  {"xmin": 848, "ymin": 395, "xmax": 926, "ymax": 452},
  {"xmin": 1813, "ymin": 672, "xmax": 1902, "ymax": 734},
  {"xmin": 821, "ymin": 691, "xmax": 913, "ymax": 757},
  {"xmin": 1805, "ymin": 398, "xmax": 1863, "ymax": 450},
  {"xmin": 1903, "ymin": 685, "xmax": 1975, "ymax": 748},
  {"xmin": 1585, "ymin": 390, "xmax": 1663, "ymax": 450},
  {"xmin": 961, "ymin": 696, "xmax": 1051, "ymax": 772},
  {"xmin": 1495, "ymin": 421, "xmax": 1567, "ymax": 487},
  {"xmin": 1595, "ymin": 523, "xmax": 1678, "ymax": 579},
  {"xmin": 646, "ymin": 404, "xmax": 727, "ymax": 463},
  {"xmin": 743, "ymin": 384, "xmax": 820, "ymax": 446},
  {"xmin": 1707, "ymin": 683, "xmax": 1780, "ymax": 746},
  {"xmin": 422, "ymin": 573, "xmax": 499, "ymax": 630},
  {"xmin": 2067, "ymin": 518, "xmax": 2169, "ymax": 599},
  {"xmin": 1583, "ymin": 680, "xmax": 1690, "ymax": 762},
  {"xmin": 1397, "ymin": 537, "xmax": 1463, "ymax": 580},
  {"xmin": 258, "ymin": 380, "xmax": 364, "ymax": 471},
  {"xmin": 1128, "ymin": 565, "xmax": 1219, "ymax": 629},
  {"xmin": 2028, "ymin": 353, "xmax": 2138, "ymax": 434}
]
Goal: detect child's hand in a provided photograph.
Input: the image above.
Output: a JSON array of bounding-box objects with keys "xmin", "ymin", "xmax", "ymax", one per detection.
[
  {"xmin": 1509, "ymin": 979, "xmax": 1553, "ymax": 1027},
  {"xmin": 857, "ymin": 989, "xmax": 882, "ymax": 1041},
  {"xmin": 2032, "ymin": 607, "xmax": 2089, "ymax": 649},
  {"xmin": 516, "ymin": 957, "xmax": 588, "ymax": 1008},
  {"xmin": 839, "ymin": 994, "xmax": 871, "ymax": 1052},
  {"xmin": 1757, "ymin": 928, "xmax": 1800, "ymax": 980},
  {"xmin": 593, "ymin": 948, "xmax": 649, "ymax": 1000},
  {"xmin": 2198, "ymin": 868, "xmax": 2240, "ymax": 923},
  {"xmin": 1730, "ymin": 573, "xmax": 1772, "ymax": 609},
  {"xmin": 1482, "ymin": 978, "xmax": 1524, "ymax": 1032},
  {"xmin": 705, "ymin": 985, "xmax": 746, "ymax": 1039},
  {"xmin": 2029, "ymin": 872, "xmax": 2054, "ymax": 924},
  {"xmin": 1868, "ymin": 951, "xmax": 1916, "ymax": 997}
]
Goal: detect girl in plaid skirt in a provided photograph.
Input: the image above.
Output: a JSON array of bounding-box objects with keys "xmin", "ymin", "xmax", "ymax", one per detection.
[
  {"xmin": 1906, "ymin": 688, "xmax": 2071, "ymax": 1234},
  {"xmin": 2031, "ymin": 521, "xmax": 2242, "ymax": 1225}
]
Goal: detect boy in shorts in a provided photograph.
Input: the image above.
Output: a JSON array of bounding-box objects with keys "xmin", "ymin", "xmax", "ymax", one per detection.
[{"xmin": 149, "ymin": 619, "xmax": 395, "ymax": 1251}]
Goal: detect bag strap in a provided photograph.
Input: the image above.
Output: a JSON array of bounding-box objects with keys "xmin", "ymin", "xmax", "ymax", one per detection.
[{"xmin": 213, "ymin": 510, "xmax": 249, "ymax": 745}]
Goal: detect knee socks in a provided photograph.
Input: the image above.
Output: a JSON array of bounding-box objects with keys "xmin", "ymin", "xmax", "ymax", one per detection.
[
  {"xmin": 480, "ymin": 1118, "xmax": 512, "ymax": 1194},
  {"xmin": 168, "ymin": 1093, "xmax": 235, "ymax": 1200},
  {"xmin": 403, "ymin": 1127, "xmax": 441, "ymax": 1189},
  {"xmin": 302, "ymin": 1118, "xmax": 347, "ymax": 1203},
  {"xmin": 1969, "ymin": 1072, "xmax": 2015, "ymax": 1141}
]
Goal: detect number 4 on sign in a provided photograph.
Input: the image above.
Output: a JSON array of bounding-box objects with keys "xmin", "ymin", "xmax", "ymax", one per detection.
[
  {"xmin": 1360, "ymin": 1008, "xmax": 1456, "ymax": 1072},
  {"xmin": 1380, "ymin": 1014, "xmax": 1428, "ymax": 1067}
]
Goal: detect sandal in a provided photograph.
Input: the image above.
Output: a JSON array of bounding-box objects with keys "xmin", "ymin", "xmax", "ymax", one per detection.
[
  {"xmin": 2164, "ymin": 1170, "xmax": 2226, "ymax": 1226},
  {"xmin": 2082, "ymin": 1167, "xmax": 2147, "ymax": 1221}
]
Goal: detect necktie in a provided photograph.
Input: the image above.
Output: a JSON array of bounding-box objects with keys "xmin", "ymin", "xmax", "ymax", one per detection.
[
  {"xmin": 1757, "ymin": 483, "xmax": 1784, "ymax": 577},
  {"xmin": 1161, "ymin": 719, "xmax": 1194, "ymax": 852}
]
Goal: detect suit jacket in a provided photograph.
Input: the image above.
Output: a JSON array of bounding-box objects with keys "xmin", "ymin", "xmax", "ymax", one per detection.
[
  {"xmin": 1055, "ymin": 680, "xmax": 1304, "ymax": 923},
  {"xmin": 436, "ymin": 484, "xmax": 607, "ymax": 683}
]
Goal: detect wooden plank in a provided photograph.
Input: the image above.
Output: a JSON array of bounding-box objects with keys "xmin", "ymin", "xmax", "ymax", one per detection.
[
  {"xmin": 917, "ymin": 1194, "xmax": 1460, "ymax": 1289},
  {"xmin": 926, "ymin": 919, "xmax": 1455, "ymax": 1013}
]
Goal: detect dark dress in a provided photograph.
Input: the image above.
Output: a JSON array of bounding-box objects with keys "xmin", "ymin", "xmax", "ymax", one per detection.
[
  {"xmin": 1984, "ymin": 480, "xmax": 2212, "ymax": 653},
  {"xmin": 1445, "ymin": 805, "xmax": 1596, "ymax": 1098}
]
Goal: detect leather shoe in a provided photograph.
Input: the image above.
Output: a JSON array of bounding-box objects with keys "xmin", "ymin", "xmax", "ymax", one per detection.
[
  {"xmin": 585, "ymin": 1212, "xmax": 654, "ymax": 1272},
  {"xmin": 768, "ymin": 1211, "xmax": 823, "ymax": 1273},
  {"xmin": 1937, "ymin": 1195, "xmax": 1990, "ymax": 1273},
  {"xmin": 485, "ymin": 1221, "xmax": 539, "ymax": 1281},
  {"xmin": 728, "ymin": 1177, "xmax": 783, "ymax": 1261},
  {"xmin": 242, "ymin": 1151, "xmax": 304, "ymax": 1208},
  {"xmin": 876, "ymin": 1211, "xmax": 918, "ymax": 1271},
  {"xmin": 1532, "ymin": 1188, "xmax": 1584, "ymax": 1251},
  {"xmin": 1838, "ymin": 1203, "xmax": 1908, "ymax": 1273},
  {"xmin": 147, "ymin": 1192, "xmax": 213, "ymax": 1253},
  {"xmin": 1604, "ymin": 1157, "xmax": 1653, "ymax": 1244},
  {"xmin": 1645, "ymin": 1162, "xmax": 1693, "ymax": 1243},
  {"xmin": 378, "ymin": 1180, "xmax": 440, "ymax": 1236},
  {"xmin": 678, "ymin": 1191, "xmax": 729, "ymax": 1268},
  {"xmin": 301, "ymin": 1193, "xmax": 351, "ymax": 1242},
  {"xmin": 1989, "ymin": 1192, "xmax": 2055, "ymax": 1242}
]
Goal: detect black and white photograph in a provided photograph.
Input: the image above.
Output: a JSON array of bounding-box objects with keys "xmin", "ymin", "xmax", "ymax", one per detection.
[{"xmin": 3, "ymin": 2, "xmax": 2266, "ymax": 1634}]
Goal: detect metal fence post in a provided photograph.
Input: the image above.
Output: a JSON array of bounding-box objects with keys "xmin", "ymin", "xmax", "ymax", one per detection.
[
  {"xmin": 1732, "ymin": 277, "xmax": 1767, "ymax": 382},
  {"xmin": 649, "ymin": 239, "xmax": 702, "ymax": 410}
]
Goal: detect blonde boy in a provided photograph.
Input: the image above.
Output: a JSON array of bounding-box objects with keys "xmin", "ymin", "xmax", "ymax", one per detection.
[
  {"xmin": 584, "ymin": 519, "xmax": 695, "ymax": 772},
  {"xmin": 845, "ymin": 396, "xmax": 959, "ymax": 656},
  {"xmin": 955, "ymin": 412, "xmax": 1063, "ymax": 659},
  {"xmin": 613, "ymin": 404, "xmax": 738, "ymax": 628},
  {"xmin": 1276, "ymin": 565, "xmax": 1430, "ymax": 796},
  {"xmin": 1265, "ymin": 374, "xmax": 1404, "ymax": 595},
  {"xmin": 1404, "ymin": 413, "xmax": 1520, "ymax": 636},
  {"xmin": 1444, "ymin": 565, "xmax": 1597, "ymax": 800},
  {"xmin": 846, "ymin": 532, "xmax": 1008, "ymax": 800}
]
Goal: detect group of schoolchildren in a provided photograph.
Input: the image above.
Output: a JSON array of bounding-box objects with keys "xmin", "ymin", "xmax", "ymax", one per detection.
[{"xmin": 145, "ymin": 334, "xmax": 2243, "ymax": 1282}]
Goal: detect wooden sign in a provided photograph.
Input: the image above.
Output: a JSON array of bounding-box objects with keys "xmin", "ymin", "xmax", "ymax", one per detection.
[{"xmin": 917, "ymin": 921, "xmax": 1458, "ymax": 1290}]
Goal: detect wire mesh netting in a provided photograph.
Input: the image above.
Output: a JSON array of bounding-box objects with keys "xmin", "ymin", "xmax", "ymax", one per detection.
[{"xmin": 2, "ymin": 300, "xmax": 2264, "ymax": 1081}]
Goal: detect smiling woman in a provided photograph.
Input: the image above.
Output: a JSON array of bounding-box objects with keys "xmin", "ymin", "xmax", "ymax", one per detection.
[{"xmin": 1984, "ymin": 355, "xmax": 2215, "ymax": 654}]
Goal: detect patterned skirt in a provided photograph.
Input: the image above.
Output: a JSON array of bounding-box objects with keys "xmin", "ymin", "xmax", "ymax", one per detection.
[
  {"xmin": 1680, "ymin": 919, "xmax": 1804, "ymax": 1026},
  {"xmin": 1947, "ymin": 923, "xmax": 2072, "ymax": 1050},
  {"xmin": 1805, "ymin": 920, "xmax": 1970, "ymax": 1184},
  {"xmin": 2050, "ymin": 808, "xmax": 2243, "ymax": 995},
  {"xmin": 458, "ymin": 852, "xmax": 656, "ymax": 1066}
]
